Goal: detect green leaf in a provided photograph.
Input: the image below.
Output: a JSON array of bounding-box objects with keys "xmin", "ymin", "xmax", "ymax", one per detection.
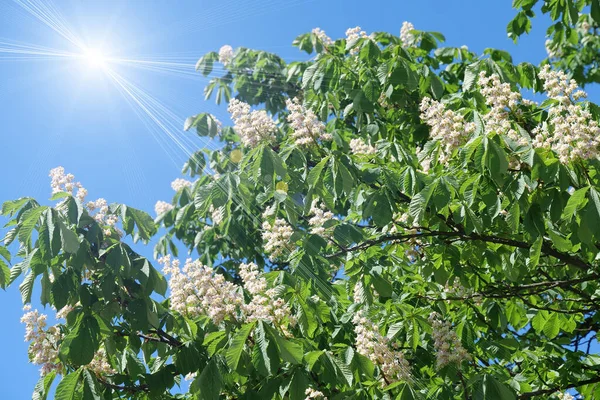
[
  {"xmin": 17, "ymin": 206, "xmax": 46, "ymax": 245},
  {"xmin": 409, "ymin": 182, "xmax": 437, "ymax": 224},
  {"xmin": 82, "ymin": 369, "xmax": 102, "ymax": 400},
  {"xmin": 593, "ymin": 0, "xmax": 600, "ymax": 24},
  {"xmin": 527, "ymin": 236, "xmax": 543, "ymax": 268},
  {"xmin": 124, "ymin": 206, "xmax": 157, "ymax": 242},
  {"xmin": 58, "ymin": 220, "xmax": 80, "ymax": 254},
  {"xmin": 226, "ymin": 322, "xmax": 256, "ymax": 370},
  {"xmin": 0, "ymin": 258, "xmax": 10, "ymax": 289},
  {"xmin": 543, "ymin": 313, "xmax": 561, "ymax": 339},
  {"xmin": 308, "ymin": 156, "xmax": 329, "ymax": 188},
  {"xmin": 19, "ymin": 270, "xmax": 35, "ymax": 304},
  {"xmin": 288, "ymin": 370, "xmax": 309, "ymax": 400},
  {"xmin": 55, "ymin": 369, "xmax": 82, "ymax": 400},
  {"xmin": 266, "ymin": 324, "xmax": 303, "ymax": 365},
  {"xmin": 477, "ymin": 374, "xmax": 516, "ymax": 400},
  {"xmin": 32, "ymin": 370, "xmax": 57, "ymax": 400},
  {"xmin": 195, "ymin": 358, "xmax": 222, "ymax": 400},
  {"xmin": 561, "ymin": 186, "xmax": 589, "ymax": 222},
  {"xmin": 62, "ymin": 315, "xmax": 100, "ymax": 366}
]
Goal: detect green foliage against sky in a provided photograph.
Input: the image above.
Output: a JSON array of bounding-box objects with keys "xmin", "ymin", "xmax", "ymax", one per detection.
[{"xmin": 3, "ymin": 4, "xmax": 600, "ymax": 400}]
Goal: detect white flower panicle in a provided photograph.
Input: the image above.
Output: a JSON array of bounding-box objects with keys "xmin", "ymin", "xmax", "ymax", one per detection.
[
  {"xmin": 171, "ymin": 178, "xmax": 193, "ymax": 192},
  {"xmin": 227, "ymin": 98, "xmax": 278, "ymax": 147},
  {"xmin": 21, "ymin": 305, "xmax": 114, "ymax": 377},
  {"xmin": 305, "ymin": 388, "xmax": 327, "ymax": 400},
  {"xmin": 419, "ymin": 97, "xmax": 476, "ymax": 164},
  {"xmin": 308, "ymin": 199, "xmax": 334, "ymax": 236},
  {"xmin": 209, "ymin": 204, "xmax": 224, "ymax": 226},
  {"xmin": 532, "ymin": 65, "xmax": 600, "ymax": 163},
  {"xmin": 353, "ymin": 310, "xmax": 410, "ymax": 383},
  {"xmin": 155, "ymin": 200, "xmax": 174, "ymax": 216},
  {"xmin": 21, "ymin": 305, "xmax": 62, "ymax": 376},
  {"xmin": 346, "ymin": 26, "xmax": 370, "ymax": 54},
  {"xmin": 218, "ymin": 45, "xmax": 234, "ymax": 65},
  {"xmin": 428, "ymin": 312, "xmax": 471, "ymax": 369},
  {"xmin": 478, "ymin": 71, "xmax": 522, "ymax": 142},
  {"xmin": 349, "ymin": 138, "xmax": 377, "ymax": 155},
  {"xmin": 400, "ymin": 21, "xmax": 416, "ymax": 45},
  {"xmin": 262, "ymin": 217, "xmax": 294, "ymax": 260},
  {"xmin": 160, "ymin": 255, "xmax": 243, "ymax": 324},
  {"xmin": 49, "ymin": 166, "xmax": 83, "ymax": 196},
  {"xmin": 239, "ymin": 262, "xmax": 295, "ymax": 333},
  {"xmin": 49, "ymin": 168, "xmax": 118, "ymax": 231},
  {"xmin": 285, "ymin": 98, "xmax": 331, "ymax": 145},
  {"xmin": 312, "ymin": 28, "xmax": 333, "ymax": 46},
  {"xmin": 87, "ymin": 348, "xmax": 116, "ymax": 376}
]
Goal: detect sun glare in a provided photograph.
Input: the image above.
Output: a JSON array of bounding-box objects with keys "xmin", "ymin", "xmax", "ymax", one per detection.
[{"xmin": 82, "ymin": 47, "xmax": 107, "ymax": 68}]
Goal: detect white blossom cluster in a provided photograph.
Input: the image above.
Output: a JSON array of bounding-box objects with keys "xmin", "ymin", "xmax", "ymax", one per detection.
[
  {"xmin": 227, "ymin": 98, "xmax": 278, "ymax": 147},
  {"xmin": 346, "ymin": 26, "xmax": 370, "ymax": 54},
  {"xmin": 419, "ymin": 97, "xmax": 476, "ymax": 164},
  {"xmin": 349, "ymin": 138, "xmax": 377, "ymax": 155},
  {"xmin": 171, "ymin": 178, "xmax": 193, "ymax": 192},
  {"xmin": 49, "ymin": 168, "xmax": 118, "ymax": 236},
  {"xmin": 155, "ymin": 200, "xmax": 174, "ymax": 216},
  {"xmin": 532, "ymin": 65, "xmax": 600, "ymax": 163},
  {"xmin": 285, "ymin": 98, "xmax": 331, "ymax": 145},
  {"xmin": 208, "ymin": 204, "xmax": 224, "ymax": 226},
  {"xmin": 311, "ymin": 28, "xmax": 333, "ymax": 46},
  {"xmin": 49, "ymin": 166, "xmax": 88, "ymax": 204},
  {"xmin": 478, "ymin": 71, "xmax": 522, "ymax": 142},
  {"xmin": 239, "ymin": 262, "xmax": 295, "ymax": 334},
  {"xmin": 87, "ymin": 348, "xmax": 116, "ymax": 376},
  {"xmin": 218, "ymin": 45, "xmax": 234, "ymax": 65},
  {"xmin": 400, "ymin": 21, "xmax": 416, "ymax": 46},
  {"xmin": 308, "ymin": 199, "xmax": 334, "ymax": 236},
  {"xmin": 21, "ymin": 305, "xmax": 62, "ymax": 376},
  {"xmin": 21, "ymin": 305, "xmax": 115, "ymax": 376},
  {"xmin": 353, "ymin": 310, "xmax": 410, "ymax": 383},
  {"xmin": 428, "ymin": 312, "xmax": 471, "ymax": 369},
  {"xmin": 305, "ymin": 388, "xmax": 327, "ymax": 400},
  {"xmin": 262, "ymin": 217, "xmax": 294, "ymax": 260},
  {"xmin": 160, "ymin": 255, "xmax": 243, "ymax": 324}
]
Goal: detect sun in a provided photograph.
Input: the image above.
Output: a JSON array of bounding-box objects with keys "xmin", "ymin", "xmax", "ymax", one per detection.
[{"xmin": 82, "ymin": 47, "xmax": 107, "ymax": 69}]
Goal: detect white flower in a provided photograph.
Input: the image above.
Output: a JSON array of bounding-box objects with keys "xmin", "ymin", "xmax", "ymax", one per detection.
[
  {"xmin": 227, "ymin": 98, "xmax": 277, "ymax": 147},
  {"xmin": 349, "ymin": 138, "xmax": 377, "ymax": 155},
  {"xmin": 209, "ymin": 204, "xmax": 224, "ymax": 225},
  {"xmin": 239, "ymin": 262, "xmax": 295, "ymax": 333},
  {"xmin": 312, "ymin": 28, "xmax": 333, "ymax": 46},
  {"xmin": 353, "ymin": 310, "xmax": 410, "ymax": 383},
  {"xmin": 262, "ymin": 218, "xmax": 294, "ymax": 260},
  {"xmin": 400, "ymin": 21, "xmax": 416, "ymax": 45},
  {"xmin": 171, "ymin": 178, "xmax": 193, "ymax": 192},
  {"xmin": 305, "ymin": 387, "xmax": 327, "ymax": 400},
  {"xmin": 419, "ymin": 97, "xmax": 476, "ymax": 164},
  {"xmin": 160, "ymin": 255, "xmax": 243, "ymax": 324},
  {"xmin": 308, "ymin": 199, "xmax": 334, "ymax": 236},
  {"xmin": 477, "ymin": 71, "xmax": 522, "ymax": 142},
  {"xmin": 531, "ymin": 66, "xmax": 600, "ymax": 164},
  {"xmin": 286, "ymin": 98, "xmax": 331, "ymax": 145},
  {"xmin": 49, "ymin": 167, "xmax": 84, "ymax": 197},
  {"xmin": 155, "ymin": 200, "xmax": 174, "ymax": 216},
  {"xmin": 428, "ymin": 312, "xmax": 471, "ymax": 369},
  {"xmin": 345, "ymin": 26, "xmax": 370, "ymax": 54},
  {"xmin": 218, "ymin": 45, "xmax": 234, "ymax": 65}
]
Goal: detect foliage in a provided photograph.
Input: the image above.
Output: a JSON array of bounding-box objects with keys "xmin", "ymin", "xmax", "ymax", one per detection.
[
  {"xmin": 3, "ymin": 21, "xmax": 600, "ymax": 400},
  {"xmin": 509, "ymin": 0, "xmax": 600, "ymax": 86}
]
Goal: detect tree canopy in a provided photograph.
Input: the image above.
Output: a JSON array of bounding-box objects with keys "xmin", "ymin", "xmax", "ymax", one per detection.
[{"xmin": 3, "ymin": 8, "xmax": 600, "ymax": 400}]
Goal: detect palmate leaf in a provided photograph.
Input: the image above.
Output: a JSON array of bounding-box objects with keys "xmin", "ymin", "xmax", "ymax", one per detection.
[
  {"xmin": 226, "ymin": 321, "xmax": 256, "ymax": 370},
  {"xmin": 54, "ymin": 369, "xmax": 82, "ymax": 400}
]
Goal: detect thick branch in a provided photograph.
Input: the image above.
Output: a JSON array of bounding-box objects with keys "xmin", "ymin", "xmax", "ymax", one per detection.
[{"xmin": 518, "ymin": 375, "xmax": 600, "ymax": 398}]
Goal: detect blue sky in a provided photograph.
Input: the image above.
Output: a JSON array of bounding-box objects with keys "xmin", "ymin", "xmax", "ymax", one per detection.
[{"xmin": 0, "ymin": 0, "xmax": 589, "ymax": 397}]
